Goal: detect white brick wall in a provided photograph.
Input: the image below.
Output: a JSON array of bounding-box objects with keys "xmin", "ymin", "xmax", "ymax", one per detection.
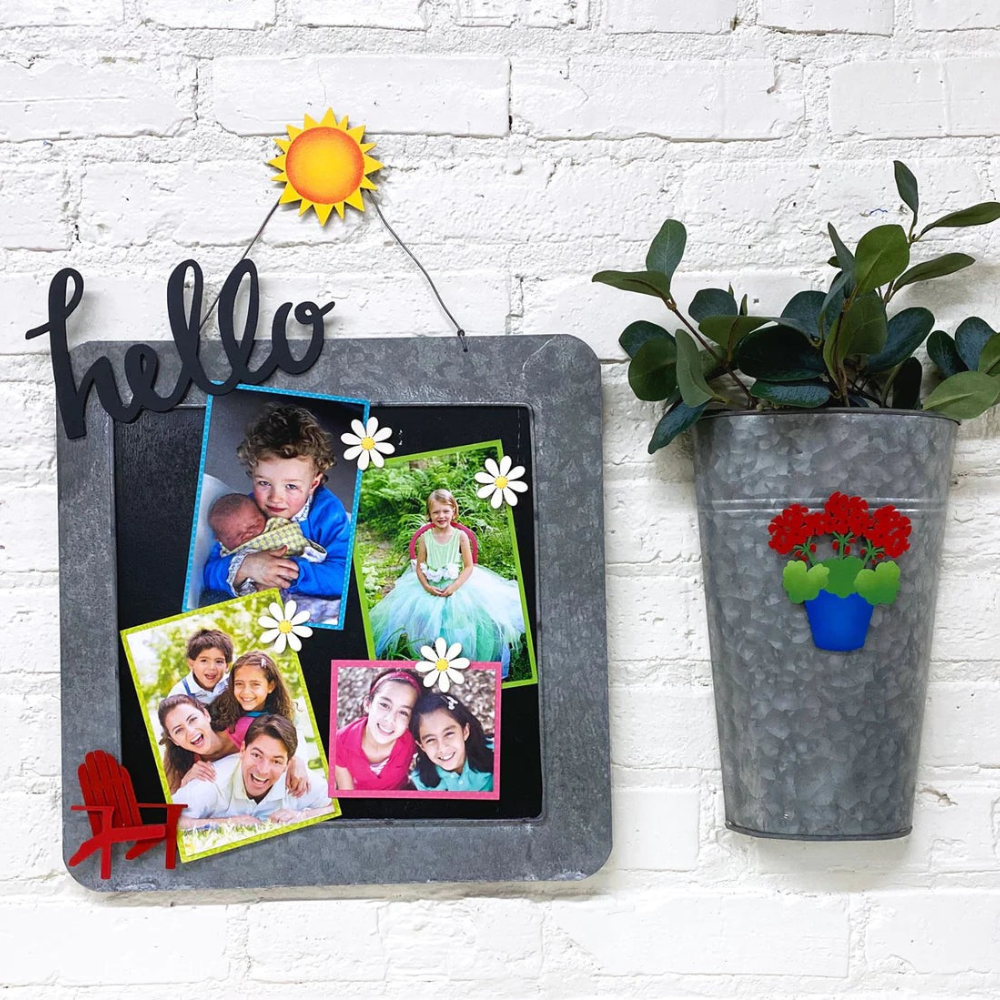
[{"xmin": 3, "ymin": 1, "xmax": 1000, "ymax": 996}]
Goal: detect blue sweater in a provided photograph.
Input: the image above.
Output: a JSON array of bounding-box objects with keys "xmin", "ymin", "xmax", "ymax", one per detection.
[{"xmin": 203, "ymin": 487, "xmax": 351, "ymax": 599}]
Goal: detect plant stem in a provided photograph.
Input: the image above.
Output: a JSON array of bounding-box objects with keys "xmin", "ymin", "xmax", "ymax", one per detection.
[{"xmin": 667, "ymin": 299, "xmax": 756, "ymax": 406}]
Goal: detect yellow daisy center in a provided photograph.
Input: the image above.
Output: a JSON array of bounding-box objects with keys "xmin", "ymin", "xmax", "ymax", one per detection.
[
  {"xmin": 435, "ymin": 658, "xmax": 450, "ymax": 672},
  {"xmin": 278, "ymin": 620, "xmax": 293, "ymax": 634},
  {"xmin": 361, "ymin": 436, "xmax": 376, "ymax": 450},
  {"xmin": 495, "ymin": 475, "xmax": 508, "ymax": 489}
]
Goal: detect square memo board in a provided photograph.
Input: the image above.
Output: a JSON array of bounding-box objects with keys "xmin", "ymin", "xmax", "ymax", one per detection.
[{"xmin": 58, "ymin": 335, "xmax": 611, "ymax": 890}]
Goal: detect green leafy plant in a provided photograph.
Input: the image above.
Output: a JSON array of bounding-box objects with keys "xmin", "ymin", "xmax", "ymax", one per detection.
[{"xmin": 594, "ymin": 162, "xmax": 1000, "ymax": 452}]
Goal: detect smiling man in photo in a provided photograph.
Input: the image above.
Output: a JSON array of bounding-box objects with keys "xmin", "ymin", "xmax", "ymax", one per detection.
[{"xmin": 178, "ymin": 715, "xmax": 334, "ymax": 828}]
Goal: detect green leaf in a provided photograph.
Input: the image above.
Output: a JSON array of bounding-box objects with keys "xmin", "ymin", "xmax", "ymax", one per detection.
[
  {"xmin": 866, "ymin": 307, "xmax": 934, "ymax": 372},
  {"xmin": 955, "ymin": 316, "xmax": 997, "ymax": 369},
  {"xmin": 782, "ymin": 561, "xmax": 830, "ymax": 604},
  {"xmin": 919, "ymin": 201, "xmax": 1000, "ymax": 236},
  {"xmin": 775, "ymin": 290, "xmax": 827, "ymax": 339},
  {"xmin": 592, "ymin": 269, "xmax": 673, "ymax": 300},
  {"xmin": 675, "ymin": 329, "xmax": 715, "ymax": 406},
  {"xmin": 854, "ymin": 224, "xmax": 910, "ymax": 295},
  {"xmin": 750, "ymin": 380, "xmax": 831, "ymax": 408},
  {"xmin": 619, "ymin": 320, "xmax": 673, "ymax": 359},
  {"xmin": 828, "ymin": 224, "xmax": 856, "ymax": 283},
  {"xmin": 819, "ymin": 271, "xmax": 849, "ymax": 337},
  {"xmin": 855, "ymin": 560, "xmax": 902, "ymax": 606},
  {"xmin": 628, "ymin": 336, "xmax": 678, "ymax": 401},
  {"xmin": 821, "ymin": 556, "xmax": 864, "ymax": 598},
  {"xmin": 891, "ymin": 356, "xmax": 923, "ymax": 409},
  {"xmin": 735, "ymin": 326, "xmax": 827, "ymax": 381},
  {"xmin": 893, "ymin": 253, "xmax": 974, "ymax": 291},
  {"xmin": 645, "ymin": 220, "xmax": 687, "ymax": 287},
  {"xmin": 838, "ymin": 291, "xmax": 888, "ymax": 358},
  {"xmin": 927, "ymin": 330, "xmax": 967, "ymax": 378},
  {"xmin": 894, "ymin": 161, "xmax": 919, "ymax": 218},
  {"xmin": 647, "ymin": 400, "xmax": 708, "ymax": 453},
  {"xmin": 977, "ymin": 332, "xmax": 1000, "ymax": 376},
  {"xmin": 699, "ymin": 315, "xmax": 771, "ymax": 352},
  {"xmin": 923, "ymin": 370, "xmax": 1000, "ymax": 419},
  {"xmin": 689, "ymin": 288, "xmax": 738, "ymax": 323}
]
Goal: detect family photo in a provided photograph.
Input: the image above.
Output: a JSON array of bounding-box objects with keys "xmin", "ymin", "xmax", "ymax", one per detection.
[
  {"xmin": 354, "ymin": 442, "xmax": 537, "ymax": 685},
  {"xmin": 331, "ymin": 660, "xmax": 501, "ymax": 799},
  {"xmin": 184, "ymin": 384, "xmax": 368, "ymax": 628},
  {"xmin": 121, "ymin": 592, "xmax": 337, "ymax": 861}
]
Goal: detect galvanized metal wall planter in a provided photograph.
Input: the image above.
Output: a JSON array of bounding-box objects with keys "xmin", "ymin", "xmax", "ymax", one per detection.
[{"xmin": 692, "ymin": 410, "xmax": 957, "ymax": 840}]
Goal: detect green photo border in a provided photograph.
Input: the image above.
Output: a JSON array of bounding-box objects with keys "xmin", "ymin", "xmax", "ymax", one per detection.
[
  {"xmin": 120, "ymin": 590, "xmax": 341, "ymax": 863},
  {"xmin": 353, "ymin": 439, "xmax": 538, "ymax": 689}
]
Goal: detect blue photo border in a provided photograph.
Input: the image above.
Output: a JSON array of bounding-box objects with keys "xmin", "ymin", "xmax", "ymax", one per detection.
[{"xmin": 181, "ymin": 382, "xmax": 370, "ymax": 631}]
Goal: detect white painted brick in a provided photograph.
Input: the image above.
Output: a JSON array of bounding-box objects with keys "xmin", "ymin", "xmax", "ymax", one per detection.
[
  {"xmin": 0, "ymin": 589, "xmax": 62, "ymax": 685},
  {"xmin": 607, "ymin": 574, "xmax": 710, "ymax": 664},
  {"xmin": 256, "ymin": 270, "xmax": 509, "ymax": 336},
  {"xmin": 610, "ymin": 685, "xmax": 718, "ymax": 768},
  {"xmin": 513, "ymin": 58, "xmax": 801, "ymax": 139},
  {"xmin": 0, "ymin": 57, "xmax": 195, "ymax": 142},
  {"xmin": 0, "ymin": 0, "xmax": 122, "ymax": 26},
  {"xmin": 604, "ymin": 479, "xmax": 700, "ymax": 567},
  {"xmin": 830, "ymin": 59, "xmax": 1000, "ymax": 139},
  {"xmin": 549, "ymin": 893, "xmax": 850, "ymax": 975},
  {"xmin": 383, "ymin": 158, "xmax": 664, "ymax": 247},
  {"xmin": 866, "ymin": 891, "xmax": 1000, "ymax": 973},
  {"xmin": 0, "ymin": 168, "xmax": 72, "ymax": 250},
  {"xmin": 456, "ymin": 0, "xmax": 517, "ymax": 25},
  {"xmin": 805, "ymin": 157, "xmax": 986, "ymax": 233},
  {"xmin": 139, "ymin": 0, "xmax": 276, "ymax": 28},
  {"xmin": 291, "ymin": 0, "xmax": 425, "ymax": 28},
  {"xmin": 607, "ymin": 0, "xmax": 735, "ymax": 34},
  {"xmin": 0, "ymin": 903, "xmax": 229, "ymax": 985},
  {"xmin": 914, "ymin": 0, "xmax": 1000, "ymax": 30},
  {"xmin": 378, "ymin": 900, "xmax": 543, "ymax": 978},
  {"xmin": 80, "ymin": 161, "xmax": 278, "ymax": 246},
  {"xmin": 610, "ymin": 786, "xmax": 701, "ymax": 869},
  {"xmin": 0, "ymin": 487, "xmax": 58, "ymax": 574},
  {"xmin": 525, "ymin": 0, "xmax": 587, "ymax": 28},
  {"xmin": 602, "ymin": 376, "xmax": 698, "ymax": 476},
  {"xmin": 760, "ymin": 0, "xmax": 893, "ymax": 35},
  {"xmin": 248, "ymin": 901, "xmax": 384, "ymax": 981},
  {"xmin": 0, "ymin": 792, "xmax": 61, "ymax": 880},
  {"xmin": 212, "ymin": 56, "xmax": 509, "ymax": 137},
  {"xmin": 932, "ymin": 572, "xmax": 1000, "ymax": 663},
  {"xmin": 922, "ymin": 683, "xmax": 1000, "ymax": 766}
]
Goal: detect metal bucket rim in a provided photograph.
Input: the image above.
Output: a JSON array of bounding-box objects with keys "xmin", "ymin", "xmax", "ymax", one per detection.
[{"xmin": 698, "ymin": 407, "xmax": 959, "ymax": 427}]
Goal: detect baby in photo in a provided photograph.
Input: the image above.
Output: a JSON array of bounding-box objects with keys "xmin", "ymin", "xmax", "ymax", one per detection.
[
  {"xmin": 202, "ymin": 403, "xmax": 352, "ymax": 623},
  {"xmin": 209, "ymin": 493, "xmax": 327, "ymax": 565}
]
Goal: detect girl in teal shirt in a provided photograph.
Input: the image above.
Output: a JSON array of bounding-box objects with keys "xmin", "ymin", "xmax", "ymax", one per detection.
[{"xmin": 409, "ymin": 692, "xmax": 494, "ymax": 792}]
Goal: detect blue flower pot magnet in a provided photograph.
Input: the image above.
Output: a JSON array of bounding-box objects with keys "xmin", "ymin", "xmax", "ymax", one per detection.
[
  {"xmin": 803, "ymin": 590, "xmax": 875, "ymax": 652},
  {"xmin": 770, "ymin": 491, "xmax": 912, "ymax": 653}
]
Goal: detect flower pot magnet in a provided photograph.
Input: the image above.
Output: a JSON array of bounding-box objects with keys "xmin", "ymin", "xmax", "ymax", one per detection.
[{"xmin": 769, "ymin": 492, "xmax": 912, "ymax": 652}]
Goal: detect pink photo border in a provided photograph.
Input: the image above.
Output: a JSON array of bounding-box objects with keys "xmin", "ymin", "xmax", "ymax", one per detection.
[{"xmin": 329, "ymin": 659, "xmax": 502, "ymax": 800}]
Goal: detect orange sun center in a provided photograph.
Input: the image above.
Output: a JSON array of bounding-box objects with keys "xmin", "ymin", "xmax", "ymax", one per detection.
[{"xmin": 285, "ymin": 127, "xmax": 364, "ymax": 205}]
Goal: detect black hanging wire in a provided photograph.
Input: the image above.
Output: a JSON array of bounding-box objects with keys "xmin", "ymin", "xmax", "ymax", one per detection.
[
  {"xmin": 197, "ymin": 191, "xmax": 470, "ymax": 352},
  {"xmin": 198, "ymin": 197, "xmax": 281, "ymax": 334},
  {"xmin": 365, "ymin": 191, "xmax": 468, "ymax": 352}
]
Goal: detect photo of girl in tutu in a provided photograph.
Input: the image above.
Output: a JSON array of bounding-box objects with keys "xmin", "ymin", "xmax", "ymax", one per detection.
[{"xmin": 356, "ymin": 445, "xmax": 535, "ymax": 683}]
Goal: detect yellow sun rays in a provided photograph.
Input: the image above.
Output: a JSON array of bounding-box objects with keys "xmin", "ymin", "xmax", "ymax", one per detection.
[{"xmin": 269, "ymin": 109, "xmax": 383, "ymax": 225}]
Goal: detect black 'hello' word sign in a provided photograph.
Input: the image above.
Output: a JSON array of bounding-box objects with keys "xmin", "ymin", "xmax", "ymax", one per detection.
[{"xmin": 26, "ymin": 258, "xmax": 331, "ymax": 439}]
